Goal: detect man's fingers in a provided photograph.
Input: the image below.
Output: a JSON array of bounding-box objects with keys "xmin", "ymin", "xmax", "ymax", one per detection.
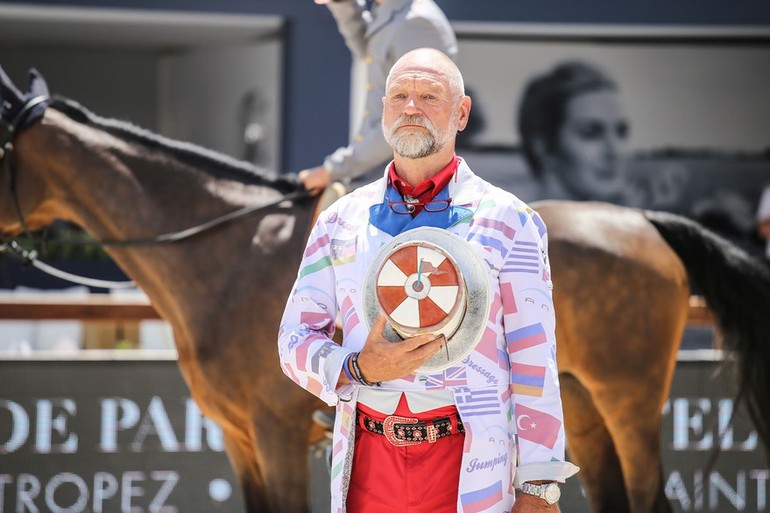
[
  {"xmin": 402, "ymin": 332, "xmax": 445, "ymax": 351},
  {"xmin": 373, "ymin": 314, "xmax": 387, "ymax": 331},
  {"xmin": 404, "ymin": 335, "xmax": 446, "ymax": 368}
]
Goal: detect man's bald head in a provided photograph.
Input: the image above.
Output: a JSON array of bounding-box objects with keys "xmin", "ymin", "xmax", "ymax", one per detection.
[{"xmin": 385, "ymin": 48, "xmax": 465, "ymax": 100}]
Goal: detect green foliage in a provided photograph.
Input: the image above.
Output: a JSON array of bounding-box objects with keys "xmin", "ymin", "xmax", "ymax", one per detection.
[{"xmin": 0, "ymin": 221, "xmax": 111, "ymax": 261}]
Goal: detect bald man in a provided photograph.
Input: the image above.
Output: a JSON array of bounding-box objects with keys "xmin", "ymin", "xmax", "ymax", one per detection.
[
  {"xmin": 298, "ymin": 0, "xmax": 457, "ymax": 194},
  {"xmin": 279, "ymin": 49, "xmax": 577, "ymax": 513}
]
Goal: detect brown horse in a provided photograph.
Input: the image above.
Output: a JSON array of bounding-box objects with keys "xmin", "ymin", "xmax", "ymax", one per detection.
[{"xmin": 1, "ymin": 68, "xmax": 769, "ymax": 513}]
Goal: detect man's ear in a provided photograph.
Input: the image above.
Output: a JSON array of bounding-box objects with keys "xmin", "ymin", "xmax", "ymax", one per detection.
[{"xmin": 456, "ymin": 96, "xmax": 472, "ymax": 132}]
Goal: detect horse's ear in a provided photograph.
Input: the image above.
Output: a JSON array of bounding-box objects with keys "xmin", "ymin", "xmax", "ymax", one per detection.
[
  {"xmin": 0, "ymin": 65, "xmax": 25, "ymax": 111},
  {"xmin": 28, "ymin": 68, "xmax": 49, "ymax": 98}
]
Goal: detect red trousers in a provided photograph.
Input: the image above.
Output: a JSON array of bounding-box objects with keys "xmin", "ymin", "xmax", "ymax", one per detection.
[{"xmin": 346, "ymin": 395, "xmax": 465, "ymax": 513}]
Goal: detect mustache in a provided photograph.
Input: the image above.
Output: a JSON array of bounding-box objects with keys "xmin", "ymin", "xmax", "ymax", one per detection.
[{"xmin": 392, "ymin": 114, "xmax": 433, "ymax": 131}]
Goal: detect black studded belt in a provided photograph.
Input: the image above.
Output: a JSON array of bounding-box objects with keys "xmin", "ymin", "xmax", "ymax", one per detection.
[{"xmin": 357, "ymin": 412, "xmax": 465, "ymax": 447}]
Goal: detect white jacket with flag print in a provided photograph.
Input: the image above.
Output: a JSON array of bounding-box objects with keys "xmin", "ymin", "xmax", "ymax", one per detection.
[{"xmin": 278, "ymin": 159, "xmax": 577, "ymax": 513}]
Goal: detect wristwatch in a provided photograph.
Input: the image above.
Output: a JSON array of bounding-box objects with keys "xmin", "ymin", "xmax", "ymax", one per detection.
[{"xmin": 519, "ymin": 482, "xmax": 561, "ymax": 505}]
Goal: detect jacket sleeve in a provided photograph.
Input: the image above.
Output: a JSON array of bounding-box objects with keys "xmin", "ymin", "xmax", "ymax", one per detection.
[
  {"xmin": 277, "ymin": 215, "xmax": 355, "ymax": 406},
  {"xmin": 499, "ymin": 208, "xmax": 578, "ymax": 484},
  {"xmin": 326, "ymin": 0, "xmax": 368, "ymax": 59}
]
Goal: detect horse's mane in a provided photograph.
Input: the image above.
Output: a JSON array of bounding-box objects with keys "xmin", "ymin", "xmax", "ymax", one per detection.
[{"xmin": 50, "ymin": 96, "xmax": 301, "ymax": 193}]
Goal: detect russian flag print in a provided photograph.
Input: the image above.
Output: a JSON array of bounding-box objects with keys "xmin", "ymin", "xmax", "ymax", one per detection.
[
  {"xmin": 506, "ymin": 323, "xmax": 547, "ymax": 353},
  {"xmin": 460, "ymin": 481, "xmax": 503, "ymax": 513}
]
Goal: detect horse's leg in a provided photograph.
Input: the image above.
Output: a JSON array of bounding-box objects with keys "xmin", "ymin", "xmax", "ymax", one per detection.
[
  {"xmin": 251, "ymin": 402, "xmax": 318, "ymax": 513},
  {"xmin": 592, "ymin": 381, "xmax": 673, "ymax": 513},
  {"xmin": 223, "ymin": 430, "xmax": 269, "ymax": 513},
  {"xmin": 560, "ymin": 373, "xmax": 629, "ymax": 512},
  {"xmin": 606, "ymin": 285, "xmax": 686, "ymax": 513}
]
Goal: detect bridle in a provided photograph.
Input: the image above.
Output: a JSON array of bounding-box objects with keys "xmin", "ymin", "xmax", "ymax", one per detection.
[
  {"xmin": 0, "ymin": 94, "xmax": 311, "ymax": 289},
  {"xmin": 1, "ymin": 94, "xmax": 49, "ymax": 236}
]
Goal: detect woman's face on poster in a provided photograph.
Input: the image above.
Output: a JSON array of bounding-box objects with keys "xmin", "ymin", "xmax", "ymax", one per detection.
[{"xmin": 546, "ymin": 89, "xmax": 630, "ymax": 201}]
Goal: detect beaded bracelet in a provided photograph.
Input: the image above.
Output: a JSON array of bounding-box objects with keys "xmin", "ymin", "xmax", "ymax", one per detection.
[
  {"xmin": 351, "ymin": 352, "xmax": 381, "ymax": 387},
  {"xmin": 342, "ymin": 352, "xmax": 356, "ymax": 383}
]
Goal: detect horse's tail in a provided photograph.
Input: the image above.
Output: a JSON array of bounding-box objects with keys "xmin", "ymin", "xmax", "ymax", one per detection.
[{"xmin": 645, "ymin": 210, "xmax": 770, "ymax": 458}]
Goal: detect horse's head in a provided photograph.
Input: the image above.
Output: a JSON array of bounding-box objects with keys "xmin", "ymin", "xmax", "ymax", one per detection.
[{"xmin": 0, "ymin": 66, "xmax": 52, "ymax": 235}]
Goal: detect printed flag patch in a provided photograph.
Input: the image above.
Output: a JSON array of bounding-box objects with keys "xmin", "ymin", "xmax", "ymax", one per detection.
[
  {"xmin": 455, "ymin": 388, "xmax": 500, "ymax": 417},
  {"xmin": 515, "ymin": 403, "xmax": 561, "ymax": 449},
  {"xmin": 506, "ymin": 323, "xmax": 547, "ymax": 353},
  {"xmin": 460, "ymin": 481, "xmax": 503, "ymax": 513},
  {"xmin": 510, "ymin": 363, "xmax": 546, "ymax": 397}
]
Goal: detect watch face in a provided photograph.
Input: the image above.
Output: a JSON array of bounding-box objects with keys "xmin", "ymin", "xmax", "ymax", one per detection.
[{"xmin": 544, "ymin": 483, "xmax": 561, "ymax": 504}]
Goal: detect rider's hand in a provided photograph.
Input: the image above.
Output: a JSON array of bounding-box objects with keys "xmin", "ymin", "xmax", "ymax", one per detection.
[
  {"xmin": 355, "ymin": 315, "xmax": 445, "ymax": 383},
  {"xmin": 298, "ymin": 165, "xmax": 332, "ymax": 196}
]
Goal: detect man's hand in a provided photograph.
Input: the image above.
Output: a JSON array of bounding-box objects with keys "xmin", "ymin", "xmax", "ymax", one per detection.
[
  {"xmin": 758, "ymin": 219, "xmax": 770, "ymax": 239},
  {"xmin": 510, "ymin": 492, "xmax": 560, "ymax": 513},
  {"xmin": 299, "ymin": 165, "xmax": 332, "ymax": 196},
  {"xmin": 356, "ymin": 316, "xmax": 445, "ymax": 383}
]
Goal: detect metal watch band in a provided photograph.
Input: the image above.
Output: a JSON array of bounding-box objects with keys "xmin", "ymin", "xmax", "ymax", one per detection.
[{"xmin": 519, "ymin": 482, "xmax": 560, "ymax": 505}]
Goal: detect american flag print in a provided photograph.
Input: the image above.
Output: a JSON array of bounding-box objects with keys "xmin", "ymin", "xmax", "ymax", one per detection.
[
  {"xmin": 455, "ymin": 388, "xmax": 501, "ymax": 417},
  {"xmin": 502, "ymin": 240, "xmax": 540, "ymax": 274}
]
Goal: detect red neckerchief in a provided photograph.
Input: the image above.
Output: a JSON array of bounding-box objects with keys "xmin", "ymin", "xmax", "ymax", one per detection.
[{"xmin": 388, "ymin": 155, "xmax": 460, "ymax": 216}]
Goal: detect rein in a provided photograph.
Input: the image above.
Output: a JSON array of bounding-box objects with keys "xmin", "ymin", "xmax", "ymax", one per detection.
[{"xmin": 0, "ymin": 94, "xmax": 312, "ymax": 289}]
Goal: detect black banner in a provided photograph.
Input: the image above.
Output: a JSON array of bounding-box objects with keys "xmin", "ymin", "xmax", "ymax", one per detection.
[
  {"xmin": 0, "ymin": 359, "xmax": 244, "ymax": 513},
  {"xmin": 2, "ymin": 356, "xmax": 767, "ymax": 512}
]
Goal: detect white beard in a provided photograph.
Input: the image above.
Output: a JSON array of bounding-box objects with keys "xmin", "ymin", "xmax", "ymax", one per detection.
[{"xmin": 383, "ymin": 113, "xmax": 456, "ymax": 159}]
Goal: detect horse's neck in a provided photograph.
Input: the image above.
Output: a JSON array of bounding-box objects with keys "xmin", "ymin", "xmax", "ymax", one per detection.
[
  {"xmin": 30, "ymin": 110, "xmax": 232, "ymax": 237},
  {"xmin": 24, "ymin": 109, "xmax": 307, "ymax": 342}
]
